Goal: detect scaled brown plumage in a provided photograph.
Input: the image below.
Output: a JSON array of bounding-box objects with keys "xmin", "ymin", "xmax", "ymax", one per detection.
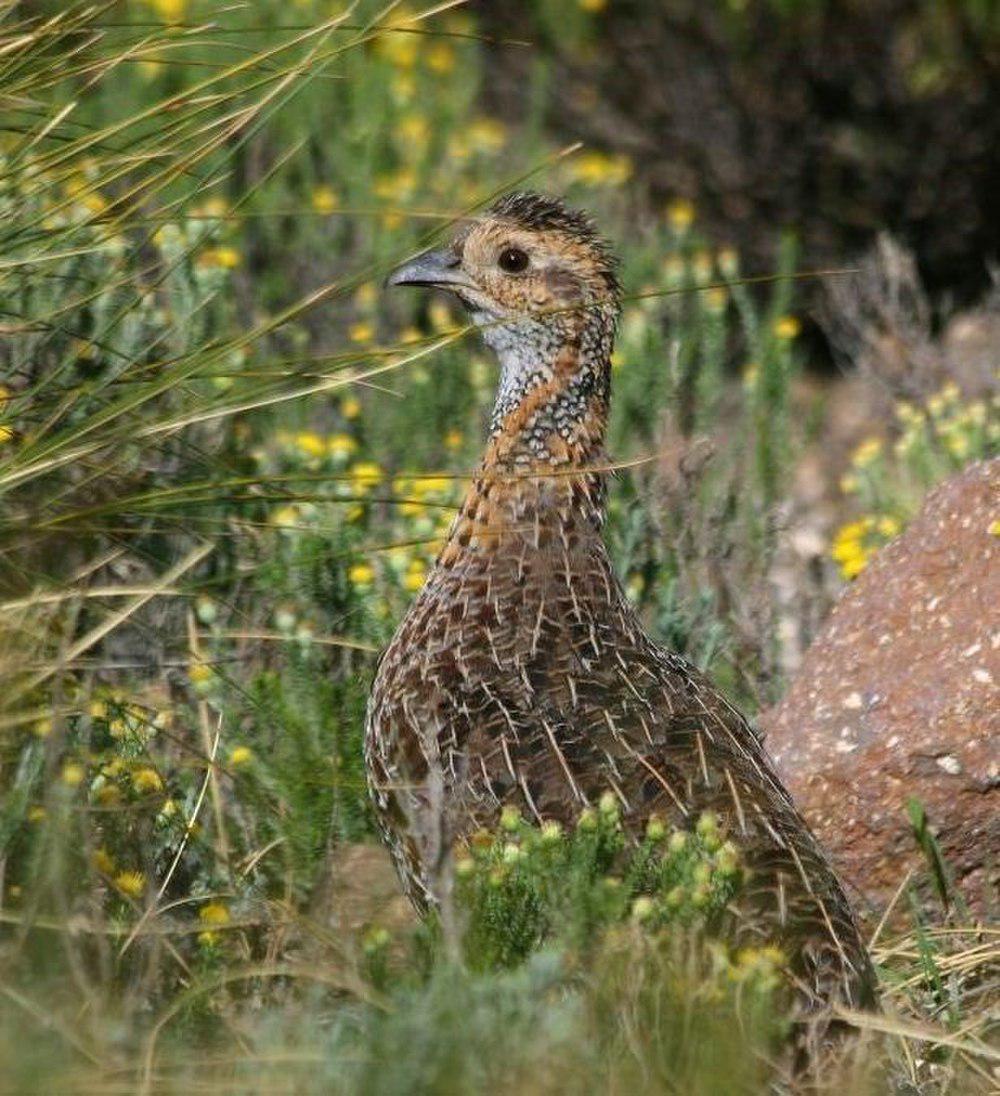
[{"xmin": 366, "ymin": 193, "xmax": 877, "ymax": 1042}]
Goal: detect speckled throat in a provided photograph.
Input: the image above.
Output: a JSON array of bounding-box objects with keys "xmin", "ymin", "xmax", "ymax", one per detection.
[{"xmin": 365, "ymin": 262, "xmax": 877, "ymax": 1041}]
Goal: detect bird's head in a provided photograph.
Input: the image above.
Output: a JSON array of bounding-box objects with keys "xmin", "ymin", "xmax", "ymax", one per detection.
[{"xmin": 386, "ymin": 192, "xmax": 620, "ymax": 353}]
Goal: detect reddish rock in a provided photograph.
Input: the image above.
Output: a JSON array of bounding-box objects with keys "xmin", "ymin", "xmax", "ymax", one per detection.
[{"xmin": 763, "ymin": 459, "xmax": 999, "ymax": 917}]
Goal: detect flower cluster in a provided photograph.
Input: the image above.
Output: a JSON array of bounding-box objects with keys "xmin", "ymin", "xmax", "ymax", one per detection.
[
  {"xmin": 833, "ymin": 382, "xmax": 998, "ymax": 578},
  {"xmin": 454, "ymin": 796, "xmax": 744, "ymax": 970}
]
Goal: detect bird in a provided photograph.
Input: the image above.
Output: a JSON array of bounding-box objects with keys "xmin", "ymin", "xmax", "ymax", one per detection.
[{"xmin": 365, "ymin": 191, "xmax": 877, "ymax": 1036}]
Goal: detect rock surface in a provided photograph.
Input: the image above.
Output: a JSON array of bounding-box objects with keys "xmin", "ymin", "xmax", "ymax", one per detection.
[{"xmin": 763, "ymin": 459, "xmax": 999, "ymax": 917}]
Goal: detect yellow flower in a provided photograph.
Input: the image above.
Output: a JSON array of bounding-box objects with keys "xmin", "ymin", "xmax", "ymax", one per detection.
[
  {"xmin": 375, "ymin": 27, "xmax": 419, "ymax": 69},
  {"xmin": 311, "ymin": 185, "xmax": 339, "ymax": 215},
  {"xmin": 114, "ymin": 870, "xmax": 146, "ymax": 899},
  {"xmin": 229, "ymin": 745, "xmax": 253, "ymax": 767},
  {"xmin": 403, "ymin": 562, "xmax": 426, "ymax": 592},
  {"xmin": 198, "ymin": 246, "xmax": 241, "ymax": 270},
  {"xmin": 666, "ymin": 198, "xmax": 695, "ymax": 232},
  {"xmin": 132, "ymin": 768, "xmax": 164, "ymax": 795},
  {"xmin": 27, "ymin": 805, "xmax": 46, "ymax": 824},
  {"xmin": 989, "ymin": 519, "xmax": 1000, "ymax": 537},
  {"xmin": 327, "ymin": 434, "xmax": 359, "ymax": 460},
  {"xmin": 839, "ymin": 473, "xmax": 859, "ymax": 494},
  {"xmin": 351, "ymin": 461, "xmax": 384, "ymax": 489},
  {"xmin": 702, "ymin": 287, "xmax": 728, "ymax": 313},
  {"xmin": 742, "ymin": 362, "xmax": 759, "ymax": 388},
  {"xmin": 271, "ymin": 504, "xmax": 300, "ymax": 529},
  {"xmin": 341, "ymin": 396, "xmax": 361, "ymax": 419},
  {"xmin": 61, "ymin": 762, "xmax": 85, "ymax": 788},
  {"xmin": 413, "ymin": 475, "xmax": 450, "ymax": 496},
  {"xmin": 850, "ymin": 437, "xmax": 883, "ymax": 468},
  {"xmin": 569, "ymin": 150, "xmax": 632, "ymax": 186},
  {"xmin": 773, "ymin": 315, "xmax": 801, "ymax": 340},
  {"xmin": 349, "ymin": 562, "xmax": 375, "ymax": 587},
  {"xmin": 579, "ymin": 0, "xmax": 607, "ymax": 10},
  {"xmin": 199, "ymin": 901, "xmax": 230, "ymax": 927},
  {"xmin": 396, "ymin": 113, "xmax": 429, "ymax": 147},
  {"xmin": 188, "ymin": 661, "xmax": 213, "ymax": 688},
  {"xmin": 354, "ymin": 282, "xmax": 377, "ymax": 310},
  {"xmin": 399, "ymin": 326, "xmax": 422, "ymax": 345},
  {"xmin": 0, "ymin": 425, "xmax": 15, "ymax": 445},
  {"xmin": 151, "ymin": 0, "xmax": 186, "ymax": 22},
  {"xmin": 717, "ymin": 248, "xmax": 739, "ymax": 278},
  {"xmin": 426, "ymin": 42, "xmax": 456, "ymax": 73},
  {"xmin": 32, "ymin": 718, "xmax": 52, "ymax": 738},
  {"xmin": 876, "ymin": 516, "xmax": 901, "ymax": 538},
  {"xmin": 200, "ymin": 196, "xmax": 227, "ymax": 218},
  {"xmin": 91, "ymin": 848, "xmax": 115, "ymax": 875},
  {"xmin": 467, "ymin": 117, "xmax": 507, "ymax": 154},
  {"xmin": 349, "ymin": 321, "xmax": 375, "ymax": 345},
  {"xmin": 296, "ymin": 431, "xmax": 327, "ymax": 458},
  {"xmin": 428, "ymin": 299, "xmax": 453, "ymax": 332}
]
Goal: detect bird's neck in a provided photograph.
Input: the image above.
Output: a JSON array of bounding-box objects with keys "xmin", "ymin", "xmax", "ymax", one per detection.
[
  {"xmin": 435, "ymin": 315, "xmax": 615, "ymax": 572},
  {"xmin": 482, "ymin": 310, "xmax": 614, "ymax": 472}
]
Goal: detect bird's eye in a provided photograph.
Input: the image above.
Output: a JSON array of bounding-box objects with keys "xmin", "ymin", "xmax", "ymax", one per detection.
[{"xmin": 497, "ymin": 247, "xmax": 529, "ymax": 274}]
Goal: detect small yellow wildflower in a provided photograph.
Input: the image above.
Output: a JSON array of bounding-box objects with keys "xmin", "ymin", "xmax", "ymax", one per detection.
[
  {"xmin": 341, "ymin": 396, "xmax": 361, "ymax": 419},
  {"xmin": 569, "ymin": 151, "xmax": 632, "ymax": 187},
  {"xmin": 32, "ymin": 718, "xmax": 52, "ymax": 739},
  {"xmin": 717, "ymin": 248, "xmax": 739, "ymax": 278},
  {"xmin": 467, "ymin": 117, "xmax": 507, "ymax": 154},
  {"xmin": 444, "ymin": 428, "xmax": 463, "ymax": 451},
  {"xmin": 229, "ymin": 745, "xmax": 253, "ymax": 767},
  {"xmin": 114, "ymin": 870, "xmax": 146, "ymax": 899},
  {"xmin": 426, "ymin": 43, "xmax": 456, "ymax": 74},
  {"xmin": 876, "ymin": 516, "xmax": 901, "ymax": 539},
  {"xmin": 839, "ymin": 473, "xmax": 859, "ymax": 494},
  {"xmin": 351, "ymin": 461, "xmax": 384, "ymax": 489},
  {"xmin": 666, "ymin": 198, "xmax": 695, "ymax": 232},
  {"xmin": 403, "ymin": 560, "xmax": 427, "ymax": 593},
  {"xmin": 396, "ymin": 113, "xmax": 430, "ymax": 147},
  {"xmin": 311, "ymin": 185, "xmax": 339, "ymax": 215},
  {"xmin": 151, "ymin": 0, "xmax": 186, "ymax": 22},
  {"xmin": 200, "ymin": 901, "xmax": 230, "ymax": 927},
  {"xmin": 0, "ymin": 425, "xmax": 15, "ymax": 445},
  {"xmin": 132, "ymin": 768, "xmax": 164, "ymax": 795},
  {"xmin": 198, "ymin": 246, "xmax": 241, "ymax": 270},
  {"xmin": 349, "ymin": 321, "xmax": 375, "ymax": 345},
  {"xmin": 295, "ymin": 432, "xmax": 326, "ymax": 459},
  {"xmin": 773, "ymin": 315, "xmax": 801, "ymax": 340},
  {"xmin": 580, "ymin": 0, "xmax": 608, "ymax": 10},
  {"xmin": 988, "ymin": 519, "xmax": 1000, "ymax": 537},
  {"xmin": 850, "ymin": 437, "xmax": 883, "ymax": 468},
  {"xmin": 742, "ymin": 362, "xmax": 759, "ymax": 388},
  {"xmin": 702, "ymin": 287, "xmax": 728, "ymax": 313},
  {"xmin": 27, "ymin": 805, "xmax": 47, "ymax": 823},
  {"xmin": 91, "ymin": 848, "xmax": 115, "ymax": 876},
  {"xmin": 188, "ymin": 661, "xmax": 213, "ymax": 691},
  {"xmin": 200, "ymin": 196, "xmax": 227, "ymax": 218},
  {"xmin": 349, "ymin": 562, "xmax": 375, "ymax": 588},
  {"xmin": 95, "ymin": 783, "xmax": 123, "ymax": 807},
  {"xmin": 354, "ymin": 282, "xmax": 377, "ymax": 310},
  {"xmin": 375, "ymin": 27, "xmax": 419, "ymax": 69},
  {"xmin": 61, "ymin": 762, "xmax": 85, "ymax": 788},
  {"xmin": 271, "ymin": 504, "xmax": 300, "ymax": 530},
  {"xmin": 427, "ymin": 300, "xmax": 454, "ymax": 334},
  {"xmin": 327, "ymin": 433, "xmax": 359, "ymax": 460}
]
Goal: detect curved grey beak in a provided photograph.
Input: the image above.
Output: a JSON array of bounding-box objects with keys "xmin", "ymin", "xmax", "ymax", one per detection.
[{"xmin": 385, "ymin": 248, "xmax": 472, "ymax": 290}]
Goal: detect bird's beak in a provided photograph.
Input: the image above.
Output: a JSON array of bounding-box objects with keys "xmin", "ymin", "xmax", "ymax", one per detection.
[{"xmin": 385, "ymin": 248, "xmax": 473, "ymax": 291}]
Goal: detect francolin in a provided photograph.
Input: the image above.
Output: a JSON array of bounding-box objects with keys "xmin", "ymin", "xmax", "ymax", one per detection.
[{"xmin": 366, "ymin": 193, "xmax": 877, "ymax": 1036}]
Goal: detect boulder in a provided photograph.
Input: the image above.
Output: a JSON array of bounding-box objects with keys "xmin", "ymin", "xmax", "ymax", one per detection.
[{"xmin": 763, "ymin": 459, "xmax": 999, "ymax": 917}]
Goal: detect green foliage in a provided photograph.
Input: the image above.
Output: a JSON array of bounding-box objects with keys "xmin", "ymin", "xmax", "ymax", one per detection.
[{"xmin": 455, "ymin": 801, "xmax": 744, "ymax": 970}]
